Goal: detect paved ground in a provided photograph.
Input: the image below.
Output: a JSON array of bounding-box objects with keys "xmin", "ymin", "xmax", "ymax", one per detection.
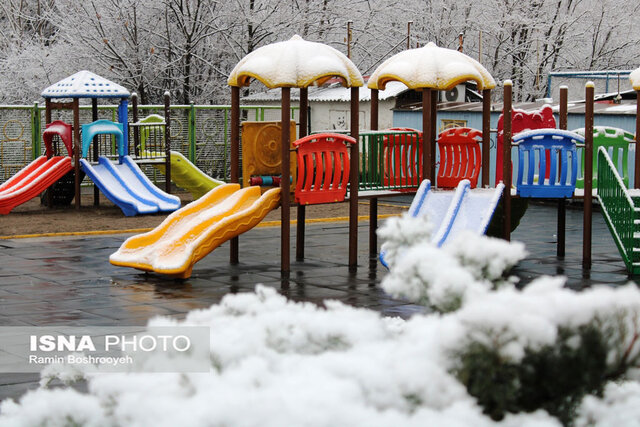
[
  {"xmin": 0, "ymin": 201, "xmax": 636, "ymax": 403},
  {"xmin": 510, "ymin": 202, "xmax": 633, "ymax": 289}
]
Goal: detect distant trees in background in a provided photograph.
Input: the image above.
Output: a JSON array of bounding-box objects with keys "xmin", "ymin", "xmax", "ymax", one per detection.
[{"xmin": 0, "ymin": 0, "xmax": 639, "ymax": 104}]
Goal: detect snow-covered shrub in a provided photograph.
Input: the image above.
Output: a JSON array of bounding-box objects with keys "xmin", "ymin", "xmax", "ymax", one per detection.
[
  {"xmin": 449, "ymin": 278, "xmax": 640, "ymax": 425},
  {"xmin": 378, "ymin": 211, "xmax": 526, "ymax": 312},
  {"xmin": 377, "ymin": 213, "xmax": 434, "ymax": 269},
  {"xmin": 2, "ymin": 282, "xmax": 640, "ymax": 426},
  {"xmin": 380, "ymin": 239, "xmax": 488, "ymax": 312},
  {"xmin": 575, "ymin": 381, "xmax": 640, "ymax": 426},
  {"xmin": 3, "ymin": 215, "xmax": 640, "ymax": 426},
  {"xmin": 445, "ymin": 232, "xmax": 526, "ymax": 285}
]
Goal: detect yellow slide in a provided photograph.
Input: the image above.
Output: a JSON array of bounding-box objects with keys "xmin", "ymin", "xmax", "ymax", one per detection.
[
  {"xmin": 109, "ymin": 184, "xmax": 281, "ymax": 279},
  {"xmin": 152, "ymin": 151, "xmax": 225, "ymax": 200}
]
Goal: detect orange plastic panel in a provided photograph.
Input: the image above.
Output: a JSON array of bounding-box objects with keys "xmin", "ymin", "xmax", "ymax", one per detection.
[
  {"xmin": 241, "ymin": 121, "xmax": 297, "ymax": 189},
  {"xmin": 437, "ymin": 127, "xmax": 482, "ymax": 188},
  {"xmin": 382, "ymin": 128, "xmax": 423, "ymax": 187},
  {"xmin": 293, "ymin": 133, "xmax": 354, "ymax": 204}
]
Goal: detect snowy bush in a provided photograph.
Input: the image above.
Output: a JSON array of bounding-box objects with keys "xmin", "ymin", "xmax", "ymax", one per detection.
[
  {"xmin": 379, "ymin": 211, "xmax": 526, "ymax": 312},
  {"xmin": 575, "ymin": 381, "xmax": 640, "ymax": 426},
  {"xmin": 3, "ymin": 215, "xmax": 640, "ymax": 426},
  {"xmin": 450, "ymin": 278, "xmax": 640, "ymax": 424},
  {"xmin": 2, "ymin": 281, "xmax": 640, "ymax": 426}
]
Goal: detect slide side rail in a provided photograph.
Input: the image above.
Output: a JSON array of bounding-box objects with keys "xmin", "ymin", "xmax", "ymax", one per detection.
[{"xmin": 596, "ymin": 146, "xmax": 640, "ymax": 273}]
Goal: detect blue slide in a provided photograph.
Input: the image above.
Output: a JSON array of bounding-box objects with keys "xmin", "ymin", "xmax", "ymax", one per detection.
[
  {"xmin": 380, "ymin": 179, "xmax": 505, "ymax": 268},
  {"xmin": 81, "ymin": 156, "xmax": 181, "ymax": 217},
  {"xmin": 80, "ymin": 119, "xmax": 181, "ymax": 216}
]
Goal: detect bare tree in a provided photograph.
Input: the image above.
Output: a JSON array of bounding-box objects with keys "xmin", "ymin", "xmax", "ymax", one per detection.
[{"xmin": 1, "ymin": 0, "xmax": 640, "ymax": 104}]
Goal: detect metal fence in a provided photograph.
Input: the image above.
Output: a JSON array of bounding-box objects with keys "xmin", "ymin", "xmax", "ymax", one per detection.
[{"xmin": 0, "ymin": 104, "xmax": 299, "ymax": 184}]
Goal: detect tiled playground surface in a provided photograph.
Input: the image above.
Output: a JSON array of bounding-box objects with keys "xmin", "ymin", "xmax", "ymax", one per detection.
[{"xmin": 0, "ymin": 201, "xmax": 635, "ymax": 402}]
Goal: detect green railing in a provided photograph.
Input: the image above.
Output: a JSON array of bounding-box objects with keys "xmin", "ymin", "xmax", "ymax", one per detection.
[
  {"xmin": 596, "ymin": 146, "xmax": 640, "ymax": 273},
  {"xmin": 311, "ymin": 129, "xmax": 423, "ymax": 192},
  {"xmin": 359, "ymin": 130, "xmax": 422, "ymax": 191},
  {"xmin": 0, "ymin": 104, "xmax": 298, "ymax": 184}
]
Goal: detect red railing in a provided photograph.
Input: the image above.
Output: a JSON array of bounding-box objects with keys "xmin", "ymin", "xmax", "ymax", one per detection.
[{"xmin": 294, "ymin": 133, "xmax": 354, "ymax": 205}]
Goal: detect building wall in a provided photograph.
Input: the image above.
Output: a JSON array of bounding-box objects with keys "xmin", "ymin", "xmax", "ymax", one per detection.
[
  {"xmin": 308, "ymin": 99, "xmax": 395, "ymax": 132},
  {"xmin": 243, "ymin": 98, "xmax": 396, "ymax": 134}
]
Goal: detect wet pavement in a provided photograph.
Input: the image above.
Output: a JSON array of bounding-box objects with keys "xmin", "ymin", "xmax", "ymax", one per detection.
[{"xmin": 0, "ymin": 202, "xmax": 637, "ymax": 402}]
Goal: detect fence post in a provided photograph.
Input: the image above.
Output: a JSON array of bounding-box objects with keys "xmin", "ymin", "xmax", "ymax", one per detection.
[
  {"xmin": 165, "ymin": 92, "xmax": 172, "ymax": 193},
  {"xmin": 31, "ymin": 102, "xmax": 41, "ymax": 159},
  {"xmin": 224, "ymin": 108, "xmax": 229, "ymax": 179},
  {"xmin": 189, "ymin": 102, "xmax": 196, "ymax": 163}
]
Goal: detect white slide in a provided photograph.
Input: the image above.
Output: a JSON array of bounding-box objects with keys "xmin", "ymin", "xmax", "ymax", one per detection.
[{"xmin": 380, "ymin": 179, "xmax": 505, "ymax": 268}]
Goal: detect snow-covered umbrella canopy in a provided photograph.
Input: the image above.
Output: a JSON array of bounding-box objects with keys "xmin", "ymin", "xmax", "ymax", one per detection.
[
  {"xmin": 41, "ymin": 70, "xmax": 130, "ymax": 99},
  {"xmin": 367, "ymin": 42, "xmax": 496, "ymax": 91},
  {"xmin": 228, "ymin": 35, "xmax": 364, "ymax": 89},
  {"xmin": 630, "ymin": 67, "xmax": 640, "ymax": 90}
]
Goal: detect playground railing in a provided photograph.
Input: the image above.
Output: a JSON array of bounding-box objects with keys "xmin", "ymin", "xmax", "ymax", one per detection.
[
  {"xmin": 596, "ymin": 146, "xmax": 640, "ymax": 272},
  {"xmin": 359, "ymin": 129, "xmax": 422, "ymax": 191}
]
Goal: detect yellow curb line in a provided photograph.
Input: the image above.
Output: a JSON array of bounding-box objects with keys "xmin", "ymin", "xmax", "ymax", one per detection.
[
  {"xmin": 0, "ymin": 213, "xmax": 403, "ymax": 240},
  {"xmin": 0, "ymin": 228, "xmax": 156, "ymax": 240},
  {"xmin": 358, "ymin": 201, "xmax": 409, "ymax": 209}
]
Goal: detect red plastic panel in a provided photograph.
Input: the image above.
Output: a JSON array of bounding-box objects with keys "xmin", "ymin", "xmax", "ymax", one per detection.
[
  {"xmin": 294, "ymin": 133, "xmax": 354, "ymax": 205},
  {"xmin": 42, "ymin": 121, "xmax": 73, "ymax": 158},
  {"xmin": 382, "ymin": 128, "xmax": 423, "ymax": 187},
  {"xmin": 437, "ymin": 127, "xmax": 482, "ymax": 188},
  {"xmin": 496, "ymin": 105, "xmax": 556, "ymax": 182}
]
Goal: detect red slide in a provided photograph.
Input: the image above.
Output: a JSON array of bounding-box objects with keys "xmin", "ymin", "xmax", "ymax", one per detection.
[{"xmin": 0, "ymin": 155, "xmax": 73, "ymax": 214}]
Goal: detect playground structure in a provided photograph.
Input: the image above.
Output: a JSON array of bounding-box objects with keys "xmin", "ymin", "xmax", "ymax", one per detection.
[
  {"xmin": 128, "ymin": 94, "xmax": 224, "ymax": 200},
  {"xmin": 1, "ymin": 39, "xmax": 636, "ymax": 278},
  {"xmin": 79, "ymin": 119, "xmax": 180, "ymax": 216},
  {"xmin": 0, "ymin": 120, "xmax": 74, "ymax": 214},
  {"xmin": 591, "ymin": 69, "xmax": 640, "ymax": 274},
  {"xmin": 31, "ymin": 71, "xmax": 188, "ymax": 216},
  {"xmin": 111, "ymin": 35, "xmax": 640, "ymax": 278},
  {"xmin": 40, "ymin": 70, "xmax": 132, "ymax": 211}
]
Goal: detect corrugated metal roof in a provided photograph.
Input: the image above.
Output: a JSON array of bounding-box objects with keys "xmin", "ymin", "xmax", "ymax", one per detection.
[
  {"xmin": 42, "ymin": 70, "xmax": 130, "ymax": 99},
  {"xmin": 398, "ymin": 99, "xmax": 639, "ymax": 115},
  {"xmin": 244, "ymin": 80, "xmax": 408, "ymax": 102}
]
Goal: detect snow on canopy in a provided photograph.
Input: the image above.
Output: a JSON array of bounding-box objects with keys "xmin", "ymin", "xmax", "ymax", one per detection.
[
  {"xmin": 41, "ymin": 70, "xmax": 131, "ymax": 99},
  {"xmin": 227, "ymin": 35, "xmax": 364, "ymax": 89},
  {"xmin": 368, "ymin": 42, "xmax": 496, "ymax": 91},
  {"xmin": 629, "ymin": 67, "xmax": 640, "ymax": 91}
]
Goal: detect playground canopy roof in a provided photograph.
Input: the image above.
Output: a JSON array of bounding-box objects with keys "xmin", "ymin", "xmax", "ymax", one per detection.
[
  {"xmin": 227, "ymin": 35, "xmax": 364, "ymax": 89},
  {"xmin": 41, "ymin": 70, "xmax": 130, "ymax": 99},
  {"xmin": 630, "ymin": 67, "xmax": 640, "ymax": 91},
  {"xmin": 368, "ymin": 42, "xmax": 496, "ymax": 91}
]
